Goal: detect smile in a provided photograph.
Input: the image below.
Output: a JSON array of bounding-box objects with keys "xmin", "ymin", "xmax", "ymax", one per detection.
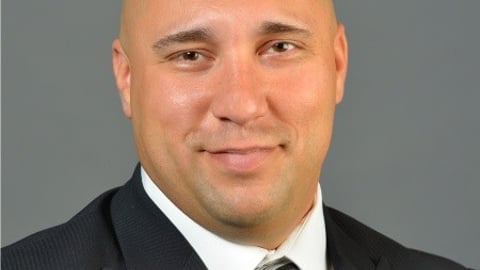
[{"xmin": 204, "ymin": 147, "xmax": 278, "ymax": 174}]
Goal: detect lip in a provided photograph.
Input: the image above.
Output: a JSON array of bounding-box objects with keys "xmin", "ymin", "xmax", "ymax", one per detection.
[{"xmin": 204, "ymin": 146, "xmax": 278, "ymax": 174}]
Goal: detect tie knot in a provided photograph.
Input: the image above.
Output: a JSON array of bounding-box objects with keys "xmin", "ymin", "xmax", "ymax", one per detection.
[{"xmin": 256, "ymin": 257, "xmax": 300, "ymax": 270}]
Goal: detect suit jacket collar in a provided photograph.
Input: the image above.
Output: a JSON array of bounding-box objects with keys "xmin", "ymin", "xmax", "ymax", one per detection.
[
  {"xmin": 110, "ymin": 165, "xmax": 391, "ymax": 270},
  {"xmin": 110, "ymin": 164, "xmax": 208, "ymax": 270},
  {"xmin": 324, "ymin": 205, "xmax": 392, "ymax": 270}
]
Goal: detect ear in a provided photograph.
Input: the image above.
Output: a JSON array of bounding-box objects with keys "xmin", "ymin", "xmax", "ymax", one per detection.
[
  {"xmin": 112, "ymin": 39, "xmax": 132, "ymax": 118},
  {"xmin": 333, "ymin": 23, "xmax": 348, "ymax": 104}
]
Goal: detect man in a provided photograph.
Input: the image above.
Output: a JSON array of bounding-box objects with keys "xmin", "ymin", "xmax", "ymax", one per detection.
[{"xmin": 1, "ymin": 0, "xmax": 472, "ymax": 269}]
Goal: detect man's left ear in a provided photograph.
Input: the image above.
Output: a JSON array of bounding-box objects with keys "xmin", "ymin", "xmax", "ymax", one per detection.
[
  {"xmin": 334, "ymin": 23, "xmax": 348, "ymax": 104},
  {"xmin": 112, "ymin": 39, "xmax": 132, "ymax": 118}
]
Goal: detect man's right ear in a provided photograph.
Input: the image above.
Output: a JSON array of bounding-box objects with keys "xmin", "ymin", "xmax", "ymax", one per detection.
[{"xmin": 112, "ymin": 39, "xmax": 132, "ymax": 118}]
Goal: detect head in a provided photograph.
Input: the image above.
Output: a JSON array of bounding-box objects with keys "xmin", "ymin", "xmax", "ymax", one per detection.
[{"xmin": 113, "ymin": 0, "xmax": 347, "ymax": 248}]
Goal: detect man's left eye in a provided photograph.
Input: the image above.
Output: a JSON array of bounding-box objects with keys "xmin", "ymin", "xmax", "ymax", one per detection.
[
  {"xmin": 260, "ymin": 41, "xmax": 300, "ymax": 57},
  {"xmin": 270, "ymin": 42, "xmax": 295, "ymax": 53}
]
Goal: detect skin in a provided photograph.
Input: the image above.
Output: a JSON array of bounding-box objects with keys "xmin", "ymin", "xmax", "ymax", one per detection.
[{"xmin": 112, "ymin": 0, "xmax": 348, "ymax": 249}]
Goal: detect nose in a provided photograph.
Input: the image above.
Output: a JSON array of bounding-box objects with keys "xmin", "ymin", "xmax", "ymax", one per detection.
[{"xmin": 210, "ymin": 57, "xmax": 268, "ymax": 125}]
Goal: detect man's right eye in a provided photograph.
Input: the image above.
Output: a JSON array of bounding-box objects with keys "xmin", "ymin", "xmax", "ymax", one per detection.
[
  {"xmin": 180, "ymin": 51, "xmax": 201, "ymax": 61},
  {"xmin": 165, "ymin": 49, "xmax": 215, "ymax": 71},
  {"xmin": 169, "ymin": 50, "xmax": 207, "ymax": 63}
]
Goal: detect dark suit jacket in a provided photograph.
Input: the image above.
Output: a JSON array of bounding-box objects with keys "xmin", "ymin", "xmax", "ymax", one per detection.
[{"xmin": 1, "ymin": 165, "xmax": 471, "ymax": 270}]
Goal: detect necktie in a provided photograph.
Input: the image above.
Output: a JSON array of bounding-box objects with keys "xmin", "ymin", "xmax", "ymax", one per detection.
[{"xmin": 256, "ymin": 257, "xmax": 300, "ymax": 270}]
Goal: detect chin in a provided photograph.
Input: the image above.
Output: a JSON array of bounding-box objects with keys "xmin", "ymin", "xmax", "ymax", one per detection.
[
  {"xmin": 214, "ymin": 206, "xmax": 276, "ymax": 228},
  {"xmin": 204, "ymin": 187, "xmax": 288, "ymax": 228},
  {"xmin": 192, "ymin": 165, "xmax": 296, "ymax": 227}
]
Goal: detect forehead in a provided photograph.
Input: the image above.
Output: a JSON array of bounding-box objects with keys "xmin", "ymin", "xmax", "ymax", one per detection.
[{"xmin": 123, "ymin": 0, "xmax": 334, "ymax": 37}]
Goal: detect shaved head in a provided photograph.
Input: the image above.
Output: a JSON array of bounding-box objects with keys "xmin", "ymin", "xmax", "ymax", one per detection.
[
  {"xmin": 118, "ymin": 0, "xmax": 339, "ymax": 56},
  {"xmin": 112, "ymin": 0, "xmax": 347, "ymax": 249},
  {"xmin": 118, "ymin": 0, "xmax": 144, "ymax": 53}
]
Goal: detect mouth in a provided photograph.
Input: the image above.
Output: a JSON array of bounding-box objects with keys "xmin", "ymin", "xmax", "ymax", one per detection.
[{"xmin": 202, "ymin": 146, "xmax": 280, "ymax": 174}]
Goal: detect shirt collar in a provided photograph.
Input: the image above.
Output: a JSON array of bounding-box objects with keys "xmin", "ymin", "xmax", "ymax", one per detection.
[
  {"xmin": 141, "ymin": 167, "xmax": 327, "ymax": 270},
  {"xmin": 285, "ymin": 184, "xmax": 327, "ymax": 270},
  {"xmin": 257, "ymin": 184, "xmax": 327, "ymax": 270}
]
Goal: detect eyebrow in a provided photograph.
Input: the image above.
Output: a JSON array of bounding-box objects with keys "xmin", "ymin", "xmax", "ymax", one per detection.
[
  {"xmin": 152, "ymin": 21, "xmax": 312, "ymax": 51},
  {"xmin": 152, "ymin": 28, "xmax": 215, "ymax": 51},
  {"xmin": 258, "ymin": 21, "xmax": 312, "ymax": 37}
]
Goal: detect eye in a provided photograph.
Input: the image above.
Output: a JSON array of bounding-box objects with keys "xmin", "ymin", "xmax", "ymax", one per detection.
[
  {"xmin": 166, "ymin": 49, "xmax": 214, "ymax": 71},
  {"xmin": 263, "ymin": 41, "xmax": 298, "ymax": 54},
  {"xmin": 270, "ymin": 41, "xmax": 295, "ymax": 53},
  {"xmin": 260, "ymin": 40, "xmax": 302, "ymax": 58},
  {"xmin": 258, "ymin": 40, "xmax": 305, "ymax": 65},
  {"xmin": 180, "ymin": 51, "xmax": 201, "ymax": 61}
]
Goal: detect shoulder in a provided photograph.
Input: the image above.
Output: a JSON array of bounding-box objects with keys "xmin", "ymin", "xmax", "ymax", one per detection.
[
  {"xmin": 1, "ymin": 188, "xmax": 124, "ymax": 270},
  {"xmin": 325, "ymin": 206, "xmax": 471, "ymax": 269}
]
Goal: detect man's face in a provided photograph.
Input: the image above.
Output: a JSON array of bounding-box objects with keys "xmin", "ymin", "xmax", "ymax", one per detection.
[{"xmin": 113, "ymin": 0, "xmax": 347, "ymax": 247}]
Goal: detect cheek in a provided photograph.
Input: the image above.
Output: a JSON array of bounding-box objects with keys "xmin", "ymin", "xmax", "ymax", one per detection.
[
  {"xmin": 129, "ymin": 67, "xmax": 214, "ymax": 173},
  {"xmin": 133, "ymin": 69, "xmax": 211, "ymax": 137},
  {"xmin": 268, "ymin": 63, "xmax": 337, "ymax": 162},
  {"xmin": 269, "ymin": 63, "xmax": 337, "ymax": 127}
]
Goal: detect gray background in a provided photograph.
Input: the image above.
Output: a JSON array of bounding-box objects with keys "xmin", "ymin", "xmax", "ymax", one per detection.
[{"xmin": 2, "ymin": 0, "xmax": 479, "ymax": 268}]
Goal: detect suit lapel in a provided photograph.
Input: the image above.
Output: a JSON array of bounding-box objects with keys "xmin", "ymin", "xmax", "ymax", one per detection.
[
  {"xmin": 375, "ymin": 257, "xmax": 393, "ymax": 270},
  {"xmin": 109, "ymin": 166, "xmax": 392, "ymax": 270},
  {"xmin": 324, "ymin": 205, "xmax": 392, "ymax": 270},
  {"xmin": 110, "ymin": 165, "xmax": 208, "ymax": 270}
]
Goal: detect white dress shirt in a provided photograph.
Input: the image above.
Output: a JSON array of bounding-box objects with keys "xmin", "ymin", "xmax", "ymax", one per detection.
[{"xmin": 142, "ymin": 167, "xmax": 328, "ymax": 270}]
